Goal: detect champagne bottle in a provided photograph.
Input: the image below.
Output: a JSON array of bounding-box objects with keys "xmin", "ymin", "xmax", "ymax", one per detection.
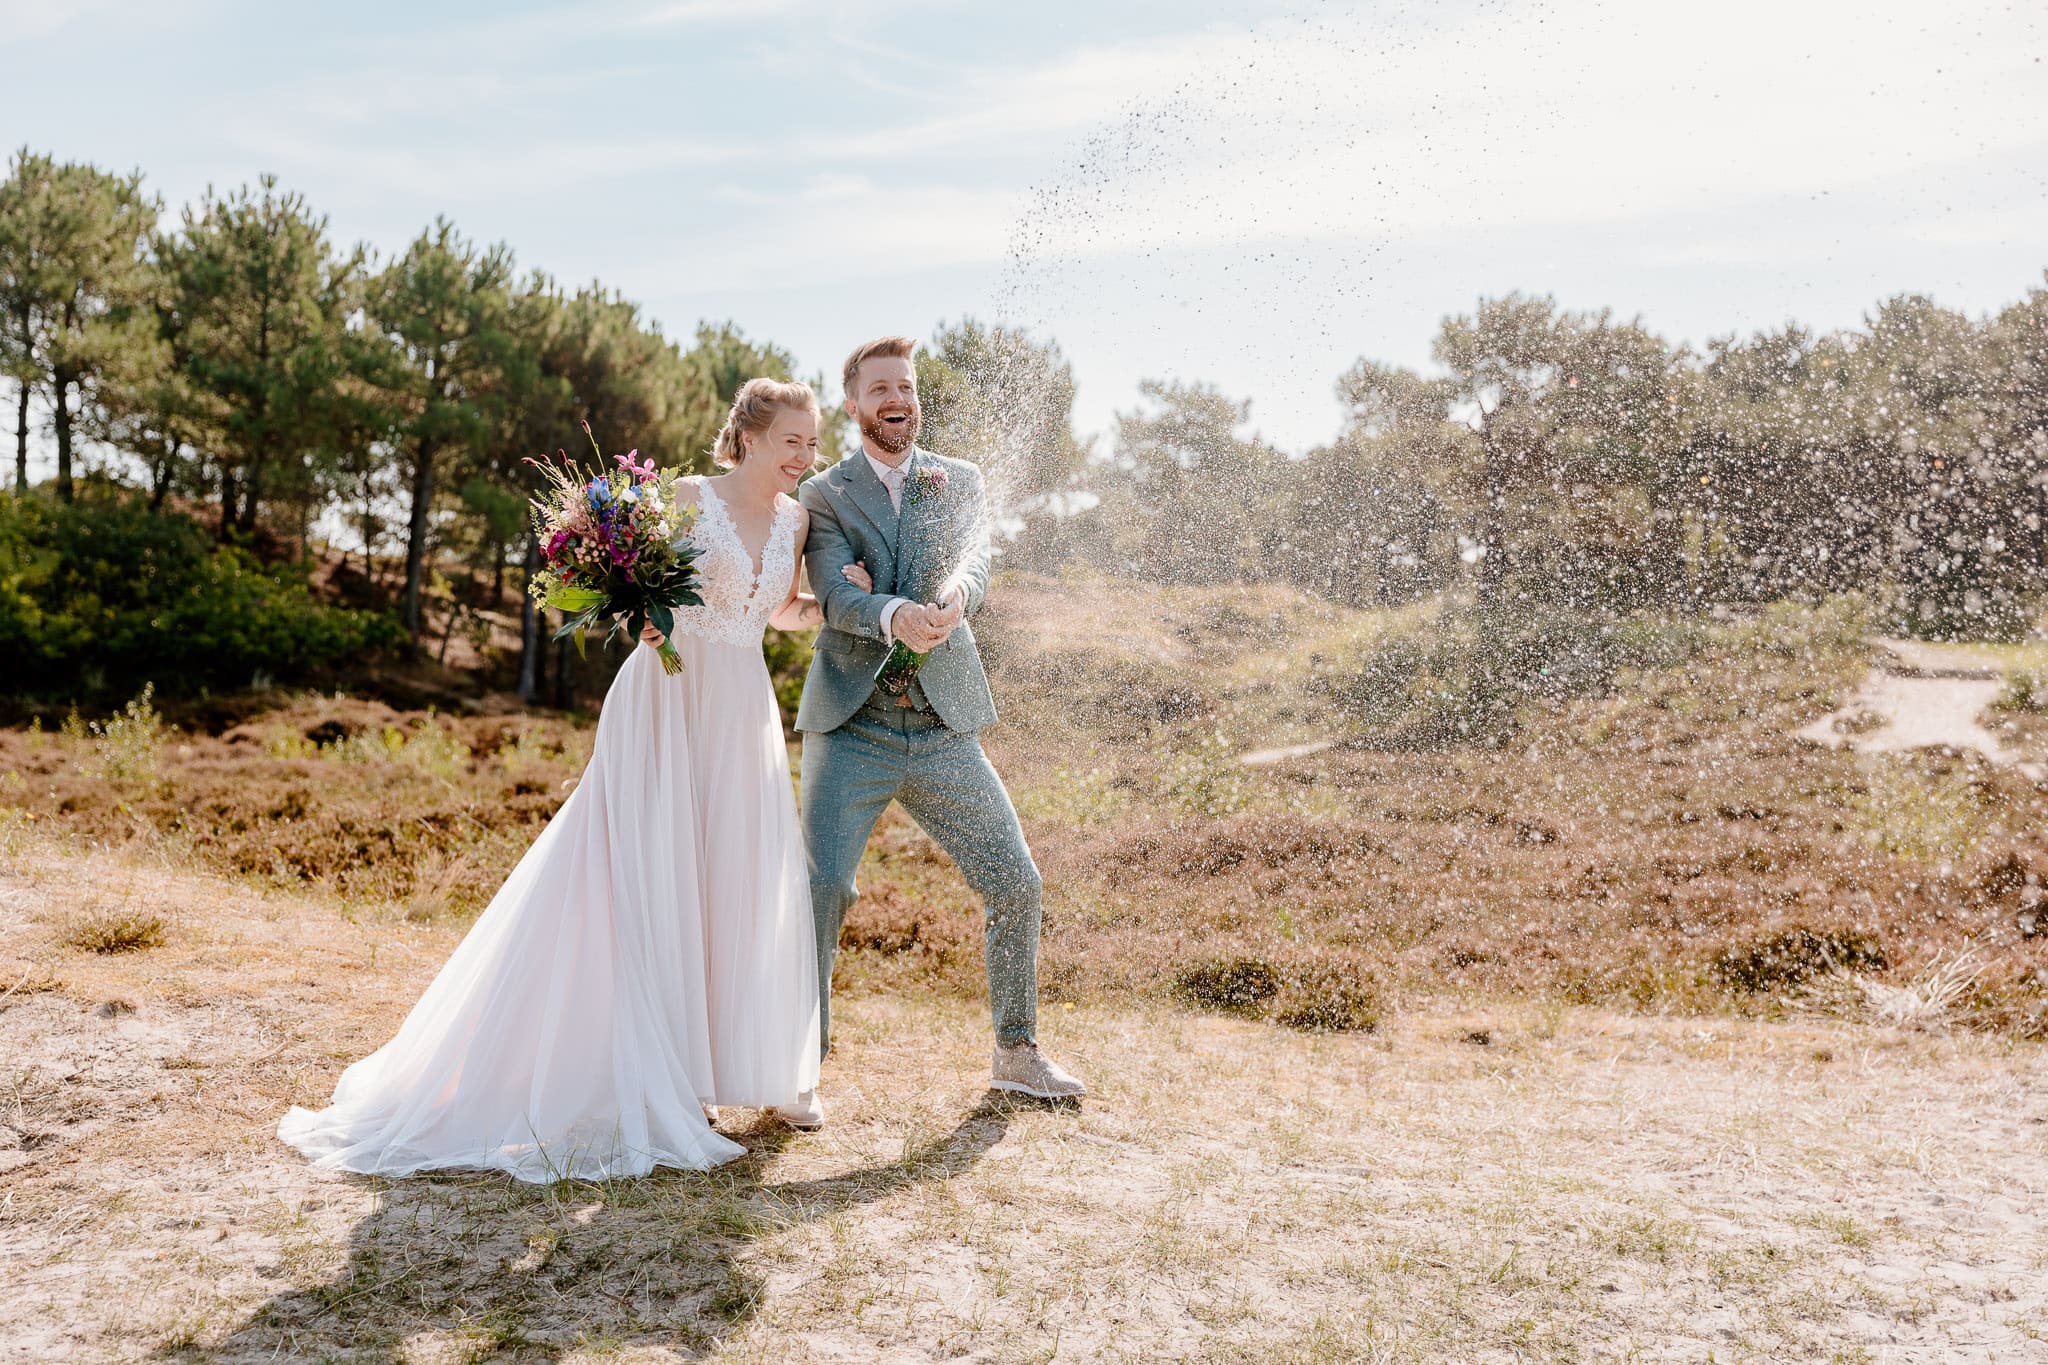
[{"xmin": 875, "ymin": 638, "xmax": 928, "ymax": 699}]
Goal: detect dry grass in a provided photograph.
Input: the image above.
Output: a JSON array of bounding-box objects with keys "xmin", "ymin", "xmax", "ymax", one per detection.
[
  {"xmin": 4, "ymin": 835, "xmax": 2048, "ymax": 1361},
  {"xmin": 0, "ymin": 694, "xmax": 589, "ymax": 914},
  {"xmin": 6, "ymin": 576, "xmax": 2048, "ymax": 1357},
  {"xmin": 1803, "ymin": 950, "xmax": 1993, "ymax": 1032},
  {"xmin": 973, "ymin": 577, "xmax": 2048, "ymax": 1039},
  {"xmin": 63, "ymin": 908, "xmax": 168, "ymax": 955},
  {"xmin": 7, "ymin": 576, "xmax": 2048, "ymax": 1045}
]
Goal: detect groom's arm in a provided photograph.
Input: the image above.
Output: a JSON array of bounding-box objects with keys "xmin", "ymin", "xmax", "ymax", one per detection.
[{"xmin": 801, "ymin": 478, "xmax": 901, "ymax": 643}]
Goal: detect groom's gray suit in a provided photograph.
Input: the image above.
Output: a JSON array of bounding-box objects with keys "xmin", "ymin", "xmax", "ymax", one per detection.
[{"xmin": 797, "ymin": 446, "xmax": 1040, "ymax": 1054}]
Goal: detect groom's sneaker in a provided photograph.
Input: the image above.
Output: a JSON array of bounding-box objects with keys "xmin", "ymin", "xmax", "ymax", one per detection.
[
  {"xmin": 773, "ymin": 1091, "xmax": 825, "ymax": 1132},
  {"xmin": 991, "ymin": 1043, "xmax": 1086, "ymax": 1101}
]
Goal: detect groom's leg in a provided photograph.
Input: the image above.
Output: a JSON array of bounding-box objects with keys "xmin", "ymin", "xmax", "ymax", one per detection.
[
  {"xmin": 800, "ymin": 719, "xmax": 900, "ymax": 1055},
  {"xmin": 896, "ymin": 729, "xmax": 1041, "ymax": 1048}
]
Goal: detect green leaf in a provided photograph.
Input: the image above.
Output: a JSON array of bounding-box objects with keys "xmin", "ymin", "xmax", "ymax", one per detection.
[
  {"xmin": 573, "ymin": 625, "xmax": 587, "ymax": 660},
  {"xmin": 545, "ymin": 586, "xmax": 607, "ymax": 612},
  {"xmin": 648, "ymin": 603, "xmax": 674, "ymax": 637}
]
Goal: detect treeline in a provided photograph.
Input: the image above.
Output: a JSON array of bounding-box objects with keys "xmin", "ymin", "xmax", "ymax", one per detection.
[
  {"xmin": 6, "ymin": 144, "xmax": 2043, "ymax": 712},
  {"xmin": 0, "ymin": 149, "xmax": 823, "ymax": 701},
  {"xmin": 1030, "ymin": 283, "xmax": 2048, "ymax": 640}
]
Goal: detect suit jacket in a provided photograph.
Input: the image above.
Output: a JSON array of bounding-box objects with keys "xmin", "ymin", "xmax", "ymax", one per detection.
[{"xmin": 796, "ymin": 446, "xmax": 997, "ymax": 734}]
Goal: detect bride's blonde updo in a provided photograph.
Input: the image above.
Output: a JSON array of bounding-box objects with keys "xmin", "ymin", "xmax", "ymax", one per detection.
[{"xmin": 712, "ymin": 377, "xmax": 819, "ymax": 468}]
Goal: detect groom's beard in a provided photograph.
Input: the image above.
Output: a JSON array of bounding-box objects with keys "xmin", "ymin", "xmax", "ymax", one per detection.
[{"xmin": 860, "ymin": 408, "xmax": 919, "ymax": 455}]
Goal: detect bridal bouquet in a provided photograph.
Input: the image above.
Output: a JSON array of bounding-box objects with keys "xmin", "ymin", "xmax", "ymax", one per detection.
[{"xmin": 525, "ymin": 423, "xmax": 703, "ymax": 675}]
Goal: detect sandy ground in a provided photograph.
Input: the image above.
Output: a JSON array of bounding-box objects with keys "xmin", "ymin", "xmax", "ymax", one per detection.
[
  {"xmin": 1798, "ymin": 638, "xmax": 2045, "ymax": 781},
  {"xmin": 5, "ymin": 842, "xmax": 2048, "ymax": 1363}
]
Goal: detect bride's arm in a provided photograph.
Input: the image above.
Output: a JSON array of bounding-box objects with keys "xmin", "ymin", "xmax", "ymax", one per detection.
[{"xmin": 769, "ymin": 510, "xmax": 871, "ymax": 631}]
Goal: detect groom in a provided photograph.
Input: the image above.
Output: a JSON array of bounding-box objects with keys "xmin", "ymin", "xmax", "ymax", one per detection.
[{"xmin": 797, "ymin": 335, "xmax": 1085, "ymax": 1108}]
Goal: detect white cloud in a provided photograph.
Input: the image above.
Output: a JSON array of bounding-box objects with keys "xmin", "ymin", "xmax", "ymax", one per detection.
[{"xmin": 631, "ymin": 180, "xmax": 1022, "ymax": 288}]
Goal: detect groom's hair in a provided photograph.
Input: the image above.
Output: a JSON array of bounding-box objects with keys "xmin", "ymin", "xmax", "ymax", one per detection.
[{"xmin": 842, "ymin": 335, "xmax": 918, "ymax": 398}]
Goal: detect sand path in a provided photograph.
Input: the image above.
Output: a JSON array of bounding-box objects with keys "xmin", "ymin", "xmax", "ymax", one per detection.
[{"xmin": 1797, "ymin": 637, "xmax": 2045, "ymax": 782}]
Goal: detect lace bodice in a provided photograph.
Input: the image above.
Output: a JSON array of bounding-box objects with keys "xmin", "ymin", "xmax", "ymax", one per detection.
[{"xmin": 668, "ymin": 479, "xmax": 800, "ymax": 649}]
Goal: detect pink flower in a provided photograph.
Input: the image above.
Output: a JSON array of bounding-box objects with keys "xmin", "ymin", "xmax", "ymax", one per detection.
[
  {"xmin": 906, "ymin": 465, "xmax": 950, "ymax": 506},
  {"xmin": 615, "ymin": 449, "xmax": 655, "ymax": 481}
]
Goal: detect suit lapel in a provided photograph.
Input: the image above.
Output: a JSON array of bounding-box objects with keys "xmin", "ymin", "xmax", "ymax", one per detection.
[{"xmin": 839, "ymin": 452, "xmax": 900, "ymax": 555}]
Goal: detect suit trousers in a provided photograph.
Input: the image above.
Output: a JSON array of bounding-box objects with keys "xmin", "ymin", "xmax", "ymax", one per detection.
[{"xmin": 800, "ymin": 700, "xmax": 1041, "ymax": 1054}]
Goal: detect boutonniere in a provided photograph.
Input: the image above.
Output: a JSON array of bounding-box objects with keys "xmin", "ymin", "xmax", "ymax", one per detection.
[{"xmin": 905, "ymin": 464, "xmax": 950, "ymax": 508}]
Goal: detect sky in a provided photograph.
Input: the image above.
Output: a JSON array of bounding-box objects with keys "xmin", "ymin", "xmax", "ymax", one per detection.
[{"xmin": 2, "ymin": 0, "xmax": 2044, "ymax": 473}]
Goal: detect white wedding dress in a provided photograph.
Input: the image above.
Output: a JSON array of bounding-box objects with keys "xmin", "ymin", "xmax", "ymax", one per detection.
[{"xmin": 279, "ymin": 480, "xmax": 820, "ymax": 1181}]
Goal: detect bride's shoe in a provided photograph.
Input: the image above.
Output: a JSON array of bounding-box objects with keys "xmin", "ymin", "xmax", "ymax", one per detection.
[
  {"xmin": 702, "ymin": 1104, "xmax": 721, "ymax": 1128},
  {"xmin": 773, "ymin": 1090, "xmax": 825, "ymax": 1131}
]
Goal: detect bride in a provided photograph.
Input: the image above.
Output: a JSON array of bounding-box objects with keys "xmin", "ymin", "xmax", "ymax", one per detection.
[{"xmin": 280, "ymin": 378, "xmax": 855, "ymax": 1181}]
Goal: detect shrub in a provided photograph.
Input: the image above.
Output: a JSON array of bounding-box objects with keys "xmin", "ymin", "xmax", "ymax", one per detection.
[
  {"xmin": 1319, "ymin": 608, "xmax": 1713, "ymax": 748},
  {"xmin": 76, "ymin": 682, "xmax": 168, "ymax": 788},
  {"xmin": 1712, "ymin": 927, "xmax": 1888, "ymax": 994},
  {"xmin": 66, "ymin": 909, "xmax": 167, "ymax": 954},
  {"xmin": 1171, "ymin": 957, "xmax": 1282, "ymax": 1015},
  {"xmin": 1159, "ymin": 731, "xmax": 1254, "ymax": 817},
  {"xmin": 1274, "ymin": 964, "xmax": 1380, "ymax": 1033},
  {"xmin": 1997, "ymin": 669, "xmax": 2047, "ymax": 715},
  {"xmin": 329, "ymin": 717, "xmax": 472, "ymax": 778},
  {"xmin": 1171, "ymin": 956, "xmax": 1381, "ymax": 1033},
  {"xmin": 0, "ymin": 487, "xmax": 402, "ymax": 700}
]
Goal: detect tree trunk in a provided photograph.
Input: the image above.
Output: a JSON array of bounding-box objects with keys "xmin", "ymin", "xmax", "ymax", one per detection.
[
  {"xmin": 149, "ymin": 438, "xmax": 177, "ymax": 510},
  {"xmin": 438, "ymin": 595, "xmax": 459, "ymax": 665},
  {"xmin": 51, "ymin": 375, "xmax": 74, "ymax": 502},
  {"xmin": 360, "ymin": 500, "xmax": 376, "ymax": 587},
  {"xmin": 1476, "ymin": 431, "xmax": 1507, "ymax": 611},
  {"xmin": 238, "ymin": 452, "xmax": 264, "ymax": 535},
  {"xmin": 517, "ymin": 532, "xmax": 540, "ymax": 703},
  {"xmin": 402, "ymin": 434, "xmax": 438, "ymax": 637},
  {"xmin": 220, "ymin": 464, "xmax": 239, "ymax": 539},
  {"xmin": 11, "ymin": 376, "xmax": 27, "ymax": 496},
  {"xmin": 551, "ymin": 630, "xmax": 574, "ymax": 710}
]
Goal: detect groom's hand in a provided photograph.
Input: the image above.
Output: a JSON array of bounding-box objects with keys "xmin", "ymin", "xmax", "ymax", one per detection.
[{"xmin": 893, "ymin": 603, "xmax": 955, "ymax": 653}]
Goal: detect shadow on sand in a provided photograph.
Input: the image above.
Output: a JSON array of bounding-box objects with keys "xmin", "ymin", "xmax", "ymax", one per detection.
[{"xmin": 175, "ymin": 1093, "xmax": 1044, "ymax": 1362}]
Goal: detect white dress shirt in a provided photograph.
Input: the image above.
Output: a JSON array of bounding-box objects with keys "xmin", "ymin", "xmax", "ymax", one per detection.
[{"xmin": 867, "ymin": 450, "xmax": 909, "ymax": 511}]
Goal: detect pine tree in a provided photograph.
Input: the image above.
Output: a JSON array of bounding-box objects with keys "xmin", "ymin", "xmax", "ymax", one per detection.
[
  {"xmin": 367, "ymin": 218, "xmax": 515, "ymax": 638},
  {"xmin": 0, "ymin": 149, "xmax": 157, "ymax": 501},
  {"xmin": 161, "ymin": 176, "xmax": 352, "ymax": 540}
]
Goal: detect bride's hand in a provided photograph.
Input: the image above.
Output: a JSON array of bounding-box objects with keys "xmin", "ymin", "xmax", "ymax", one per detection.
[
  {"xmin": 640, "ymin": 622, "xmax": 667, "ymax": 647},
  {"xmin": 841, "ymin": 561, "xmax": 873, "ymax": 592}
]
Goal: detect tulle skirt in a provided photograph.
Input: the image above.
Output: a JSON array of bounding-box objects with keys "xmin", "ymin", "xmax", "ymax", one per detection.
[{"xmin": 278, "ymin": 634, "xmax": 821, "ymax": 1181}]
